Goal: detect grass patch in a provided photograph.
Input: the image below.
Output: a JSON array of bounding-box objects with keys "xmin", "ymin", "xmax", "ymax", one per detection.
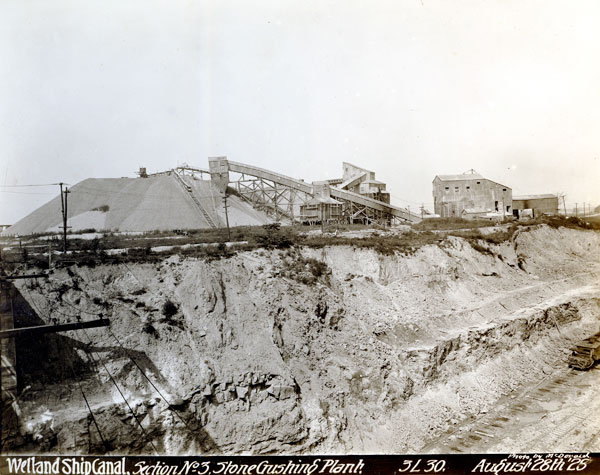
[
  {"xmin": 3, "ymin": 214, "xmax": 597, "ymax": 268},
  {"xmin": 412, "ymin": 217, "xmax": 503, "ymax": 231},
  {"xmin": 449, "ymin": 224, "xmax": 518, "ymax": 245},
  {"xmin": 302, "ymin": 230, "xmax": 440, "ymax": 255}
]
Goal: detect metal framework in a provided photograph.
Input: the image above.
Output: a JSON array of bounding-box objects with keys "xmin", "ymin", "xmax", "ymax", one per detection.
[
  {"xmin": 142, "ymin": 159, "xmax": 422, "ymax": 226},
  {"xmin": 338, "ymin": 199, "xmax": 394, "ymax": 225},
  {"xmin": 229, "ymin": 172, "xmax": 312, "ymax": 222},
  {"xmin": 219, "ymin": 159, "xmax": 420, "ymax": 225}
]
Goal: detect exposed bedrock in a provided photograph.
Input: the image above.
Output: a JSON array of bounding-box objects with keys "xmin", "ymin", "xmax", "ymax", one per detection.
[{"xmin": 5, "ymin": 225, "xmax": 600, "ymax": 454}]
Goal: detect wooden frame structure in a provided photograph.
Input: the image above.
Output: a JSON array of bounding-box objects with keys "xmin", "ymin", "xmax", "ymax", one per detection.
[{"xmin": 208, "ymin": 158, "xmax": 421, "ymax": 225}]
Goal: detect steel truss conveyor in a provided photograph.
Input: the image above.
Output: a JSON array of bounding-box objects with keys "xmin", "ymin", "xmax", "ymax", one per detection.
[{"xmin": 208, "ymin": 158, "xmax": 421, "ymax": 225}]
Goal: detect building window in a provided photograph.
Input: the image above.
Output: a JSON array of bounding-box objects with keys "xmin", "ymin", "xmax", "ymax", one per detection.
[
  {"xmin": 506, "ymin": 205, "xmax": 511, "ymax": 212},
  {"xmin": 503, "ymin": 188, "xmax": 506, "ymax": 191},
  {"xmin": 477, "ymin": 181, "xmax": 481, "ymax": 185},
  {"xmin": 466, "ymin": 186, "xmax": 470, "ymax": 190},
  {"xmin": 445, "ymin": 186, "xmax": 449, "ymax": 190},
  {"xmin": 495, "ymin": 201, "xmax": 498, "ymax": 211},
  {"xmin": 454, "ymin": 186, "xmax": 459, "ymax": 192}
]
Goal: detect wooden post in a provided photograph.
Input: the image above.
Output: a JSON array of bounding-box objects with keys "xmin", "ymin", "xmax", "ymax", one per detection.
[
  {"xmin": 59, "ymin": 183, "xmax": 70, "ymax": 252},
  {"xmin": 222, "ymin": 194, "xmax": 231, "ymax": 241}
]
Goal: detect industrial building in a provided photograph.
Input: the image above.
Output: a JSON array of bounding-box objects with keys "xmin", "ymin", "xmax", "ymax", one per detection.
[
  {"xmin": 299, "ymin": 182, "xmax": 343, "ymax": 224},
  {"xmin": 329, "ymin": 162, "xmax": 391, "ymax": 204},
  {"xmin": 299, "ymin": 162, "xmax": 398, "ymax": 224},
  {"xmin": 432, "ymin": 170, "xmax": 512, "ymax": 219},
  {"xmin": 512, "ymin": 194, "xmax": 559, "ymax": 218}
]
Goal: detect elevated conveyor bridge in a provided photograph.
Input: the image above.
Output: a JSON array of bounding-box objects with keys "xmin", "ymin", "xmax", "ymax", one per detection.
[{"xmin": 208, "ymin": 158, "xmax": 421, "ymax": 224}]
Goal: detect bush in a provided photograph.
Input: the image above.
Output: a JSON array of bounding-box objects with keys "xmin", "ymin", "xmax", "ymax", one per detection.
[
  {"xmin": 254, "ymin": 224, "xmax": 296, "ymax": 249},
  {"xmin": 142, "ymin": 322, "xmax": 158, "ymax": 338},
  {"xmin": 307, "ymin": 258, "xmax": 328, "ymax": 278},
  {"xmin": 282, "ymin": 255, "xmax": 330, "ymax": 285},
  {"xmin": 92, "ymin": 205, "xmax": 110, "ymax": 212},
  {"xmin": 162, "ymin": 300, "xmax": 178, "ymax": 318}
]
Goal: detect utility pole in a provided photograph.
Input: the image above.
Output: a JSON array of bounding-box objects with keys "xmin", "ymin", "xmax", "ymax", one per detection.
[
  {"xmin": 420, "ymin": 204, "xmax": 424, "ymax": 220},
  {"xmin": 562, "ymin": 195, "xmax": 567, "ymax": 216},
  {"xmin": 59, "ymin": 183, "xmax": 70, "ymax": 252},
  {"xmin": 575, "ymin": 203, "xmax": 578, "ymax": 218},
  {"xmin": 0, "ymin": 270, "xmax": 49, "ymax": 442},
  {"xmin": 222, "ymin": 193, "xmax": 231, "ymax": 241}
]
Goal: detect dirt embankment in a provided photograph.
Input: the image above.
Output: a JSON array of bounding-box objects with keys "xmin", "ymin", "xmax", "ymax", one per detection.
[{"xmin": 5, "ymin": 224, "xmax": 600, "ymax": 454}]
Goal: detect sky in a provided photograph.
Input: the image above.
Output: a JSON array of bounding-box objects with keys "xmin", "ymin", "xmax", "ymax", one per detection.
[{"xmin": 1, "ymin": 0, "xmax": 600, "ymax": 224}]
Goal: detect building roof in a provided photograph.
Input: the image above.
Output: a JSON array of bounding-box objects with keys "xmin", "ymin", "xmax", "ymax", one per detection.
[
  {"xmin": 342, "ymin": 162, "xmax": 373, "ymax": 174},
  {"xmin": 512, "ymin": 194, "xmax": 557, "ymax": 201},
  {"xmin": 433, "ymin": 171, "xmax": 511, "ymax": 189},
  {"xmin": 434, "ymin": 173, "xmax": 484, "ymax": 182},
  {"xmin": 361, "ymin": 179, "xmax": 386, "ymax": 185},
  {"xmin": 306, "ymin": 196, "xmax": 342, "ymax": 205}
]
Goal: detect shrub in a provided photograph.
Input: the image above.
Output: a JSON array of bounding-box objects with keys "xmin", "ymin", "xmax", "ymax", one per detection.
[
  {"xmin": 142, "ymin": 322, "xmax": 158, "ymax": 338},
  {"xmin": 282, "ymin": 256, "xmax": 330, "ymax": 285},
  {"xmin": 92, "ymin": 205, "xmax": 110, "ymax": 212},
  {"xmin": 307, "ymin": 258, "xmax": 328, "ymax": 278},
  {"xmin": 162, "ymin": 300, "xmax": 178, "ymax": 318},
  {"xmin": 256, "ymin": 233, "xmax": 294, "ymax": 249},
  {"xmin": 263, "ymin": 222, "xmax": 281, "ymax": 232}
]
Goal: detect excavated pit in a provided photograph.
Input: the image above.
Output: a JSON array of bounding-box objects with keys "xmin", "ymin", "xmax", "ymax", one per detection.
[{"xmin": 2, "ymin": 224, "xmax": 599, "ymax": 454}]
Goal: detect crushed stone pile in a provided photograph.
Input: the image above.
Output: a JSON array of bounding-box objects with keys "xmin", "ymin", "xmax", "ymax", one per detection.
[{"xmin": 3, "ymin": 175, "xmax": 272, "ymax": 235}]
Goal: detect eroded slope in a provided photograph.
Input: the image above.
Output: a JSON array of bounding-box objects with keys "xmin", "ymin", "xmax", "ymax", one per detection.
[{"xmin": 4, "ymin": 225, "xmax": 600, "ymax": 454}]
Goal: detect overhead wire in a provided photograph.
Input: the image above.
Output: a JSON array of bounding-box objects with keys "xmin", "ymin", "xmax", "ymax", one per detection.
[
  {"xmin": 78, "ymin": 324, "xmax": 160, "ymax": 454},
  {"xmin": 64, "ymin": 265, "xmax": 200, "ymax": 434},
  {"xmin": 19, "ymin": 283, "xmax": 110, "ymax": 452},
  {"xmin": 0, "ymin": 190, "xmax": 57, "ymax": 195},
  {"xmin": 103, "ymin": 324, "xmax": 198, "ymax": 433},
  {"xmin": 37, "ymin": 275, "xmax": 198, "ymax": 449},
  {"xmin": 24, "ymin": 286, "xmax": 160, "ymax": 454},
  {"xmin": 65, "ymin": 345, "xmax": 111, "ymax": 452},
  {"xmin": 0, "ymin": 183, "xmax": 67, "ymax": 188}
]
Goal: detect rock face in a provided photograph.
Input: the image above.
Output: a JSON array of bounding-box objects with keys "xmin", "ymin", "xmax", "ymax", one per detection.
[{"xmin": 5, "ymin": 225, "xmax": 600, "ymax": 454}]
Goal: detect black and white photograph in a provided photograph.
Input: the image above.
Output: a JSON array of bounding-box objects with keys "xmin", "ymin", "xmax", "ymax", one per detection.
[{"xmin": 0, "ymin": 0, "xmax": 599, "ymax": 472}]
